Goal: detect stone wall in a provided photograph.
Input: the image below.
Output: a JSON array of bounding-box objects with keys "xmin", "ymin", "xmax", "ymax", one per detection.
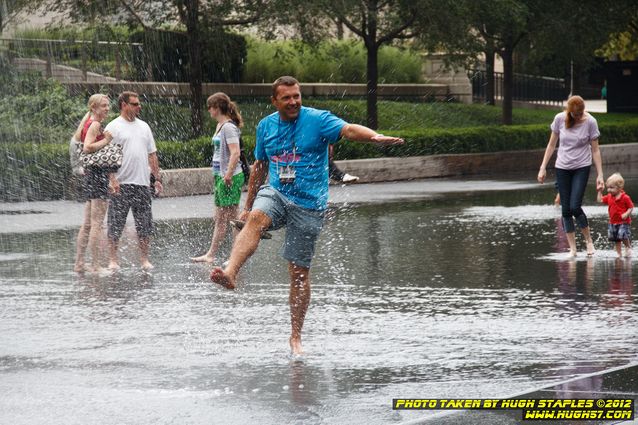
[{"xmin": 158, "ymin": 143, "xmax": 638, "ymax": 197}]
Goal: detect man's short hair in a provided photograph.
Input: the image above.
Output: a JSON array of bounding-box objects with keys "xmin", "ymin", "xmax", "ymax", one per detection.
[
  {"xmin": 272, "ymin": 76, "xmax": 299, "ymax": 98},
  {"xmin": 118, "ymin": 91, "xmax": 139, "ymax": 110}
]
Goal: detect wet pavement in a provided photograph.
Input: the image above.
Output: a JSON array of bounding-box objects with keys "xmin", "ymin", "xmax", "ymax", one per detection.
[
  {"xmin": 1, "ymin": 175, "xmax": 637, "ymax": 425},
  {"xmin": 0, "ymin": 178, "xmax": 542, "ymax": 234},
  {"xmin": 403, "ymin": 363, "xmax": 638, "ymax": 424}
]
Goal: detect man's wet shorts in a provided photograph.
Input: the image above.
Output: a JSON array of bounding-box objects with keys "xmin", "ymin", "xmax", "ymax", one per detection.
[
  {"xmin": 252, "ymin": 186, "xmax": 324, "ymax": 268},
  {"xmin": 108, "ymin": 184, "xmax": 154, "ymax": 240}
]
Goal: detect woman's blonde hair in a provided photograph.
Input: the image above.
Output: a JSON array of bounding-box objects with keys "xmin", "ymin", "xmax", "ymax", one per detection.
[
  {"xmin": 73, "ymin": 94, "xmax": 109, "ymax": 140},
  {"xmin": 565, "ymin": 95, "xmax": 585, "ymax": 129},
  {"xmin": 606, "ymin": 172, "xmax": 625, "ymax": 189}
]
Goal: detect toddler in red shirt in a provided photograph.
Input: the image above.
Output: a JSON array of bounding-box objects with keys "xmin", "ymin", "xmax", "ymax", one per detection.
[{"xmin": 597, "ymin": 173, "xmax": 634, "ymax": 257}]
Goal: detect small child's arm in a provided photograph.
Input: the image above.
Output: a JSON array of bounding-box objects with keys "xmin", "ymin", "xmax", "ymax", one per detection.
[
  {"xmin": 622, "ymin": 206, "xmax": 633, "ymax": 220},
  {"xmin": 596, "ymin": 189, "xmax": 603, "ymax": 203}
]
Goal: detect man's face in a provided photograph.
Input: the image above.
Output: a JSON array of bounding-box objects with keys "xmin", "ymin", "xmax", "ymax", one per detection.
[
  {"xmin": 123, "ymin": 96, "xmax": 141, "ymax": 120},
  {"xmin": 271, "ymin": 84, "xmax": 302, "ymax": 121}
]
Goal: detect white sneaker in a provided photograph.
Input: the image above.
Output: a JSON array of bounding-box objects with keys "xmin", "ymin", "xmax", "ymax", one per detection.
[{"xmin": 342, "ymin": 173, "xmax": 359, "ymax": 183}]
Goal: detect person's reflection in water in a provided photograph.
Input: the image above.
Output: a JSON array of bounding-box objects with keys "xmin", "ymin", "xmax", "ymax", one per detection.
[
  {"xmin": 604, "ymin": 258, "xmax": 633, "ymax": 307},
  {"xmin": 555, "ymin": 364, "xmax": 604, "ymax": 398},
  {"xmin": 555, "ymin": 217, "xmax": 595, "ymax": 297},
  {"xmin": 76, "ymin": 269, "xmax": 153, "ymax": 307},
  {"xmin": 290, "ymin": 360, "xmax": 310, "ymax": 406}
]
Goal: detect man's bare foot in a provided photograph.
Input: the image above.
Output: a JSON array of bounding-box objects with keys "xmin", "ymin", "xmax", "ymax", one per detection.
[
  {"xmin": 586, "ymin": 240, "xmax": 595, "ymax": 256},
  {"xmin": 108, "ymin": 261, "xmax": 120, "ymax": 271},
  {"xmin": 625, "ymin": 248, "xmax": 633, "ymax": 258},
  {"xmin": 88, "ymin": 265, "xmax": 105, "ymax": 274},
  {"xmin": 289, "ymin": 337, "xmax": 304, "ymax": 356},
  {"xmin": 191, "ymin": 254, "xmax": 215, "ymax": 263},
  {"xmin": 141, "ymin": 260, "xmax": 154, "ymax": 270},
  {"xmin": 74, "ymin": 262, "xmax": 86, "ymax": 273},
  {"xmin": 210, "ymin": 267, "xmax": 236, "ymax": 289},
  {"xmin": 568, "ymin": 249, "xmax": 577, "ymax": 257}
]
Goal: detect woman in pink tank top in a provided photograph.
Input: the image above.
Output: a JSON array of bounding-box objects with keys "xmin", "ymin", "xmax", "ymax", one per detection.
[{"xmin": 73, "ymin": 94, "xmax": 113, "ymax": 273}]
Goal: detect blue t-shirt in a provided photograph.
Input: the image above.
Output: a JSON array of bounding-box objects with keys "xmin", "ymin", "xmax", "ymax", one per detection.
[{"xmin": 255, "ymin": 106, "xmax": 346, "ymax": 210}]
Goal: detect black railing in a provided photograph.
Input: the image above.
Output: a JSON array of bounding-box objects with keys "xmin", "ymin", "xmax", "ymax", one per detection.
[
  {"xmin": 469, "ymin": 69, "xmax": 568, "ymax": 106},
  {"xmin": 0, "ymin": 37, "xmax": 144, "ymax": 81}
]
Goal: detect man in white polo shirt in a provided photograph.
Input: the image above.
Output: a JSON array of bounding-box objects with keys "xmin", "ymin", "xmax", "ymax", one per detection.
[{"xmin": 105, "ymin": 91, "xmax": 163, "ymax": 270}]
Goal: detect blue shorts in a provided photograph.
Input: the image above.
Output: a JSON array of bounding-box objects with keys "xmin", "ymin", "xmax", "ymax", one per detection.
[
  {"xmin": 252, "ymin": 186, "xmax": 324, "ymax": 268},
  {"xmin": 608, "ymin": 223, "xmax": 631, "ymax": 242}
]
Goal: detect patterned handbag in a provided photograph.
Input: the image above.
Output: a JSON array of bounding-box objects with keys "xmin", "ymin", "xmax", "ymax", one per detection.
[{"xmin": 76, "ymin": 142, "xmax": 123, "ymax": 170}]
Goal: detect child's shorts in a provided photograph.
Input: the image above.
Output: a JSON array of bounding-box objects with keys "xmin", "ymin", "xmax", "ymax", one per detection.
[{"xmin": 608, "ymin": 223, "xmax": 631, "ymax": 242}]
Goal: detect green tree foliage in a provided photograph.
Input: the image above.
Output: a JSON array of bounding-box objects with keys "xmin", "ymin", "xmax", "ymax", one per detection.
[
  {"xmin": 272, "ymin": 0, "xmax": 443, "ymax": 129},
  {"xmin": 0, "ymin": 57, "xmax": 87, "ymax": 144},
  {"xmin": 436, "ymin": 0, "xmax": 635, "ymax": 125},
  {"xmin": 597, "ymin": 11, "xmax": 638, "ymax": 61},
  {"xmin": 242, "ymin": 39, "xmax": 422, "ymax": 84}
]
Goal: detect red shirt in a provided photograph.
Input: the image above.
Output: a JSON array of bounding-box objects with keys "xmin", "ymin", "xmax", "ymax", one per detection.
[
  {"xmin": 601, "ymin": 192, "xmax": 634, "ymax": 224},
  {"xmin": 81, "ymin": 117, "xmax": 105, "ymax": 143}
]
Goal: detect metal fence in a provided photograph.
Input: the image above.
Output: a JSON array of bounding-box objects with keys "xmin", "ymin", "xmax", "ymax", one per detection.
[
  {"xmin": 469, "ymin": 69, "xmax": 568, "ymax": 106},
  {"xmin": 0, "ymin": 37, "xmax": 144, "ymax": 81}
]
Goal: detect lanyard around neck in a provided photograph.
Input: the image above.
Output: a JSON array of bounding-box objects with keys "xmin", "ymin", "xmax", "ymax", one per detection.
[{"xmin": 277, "ymin": 115, "xmax": 299, "ymax": 154}]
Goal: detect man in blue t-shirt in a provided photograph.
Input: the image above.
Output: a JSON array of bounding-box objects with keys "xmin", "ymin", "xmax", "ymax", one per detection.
[{"xmin": 211, "ymin": 76, "xmax": 403, "ymax": 355}]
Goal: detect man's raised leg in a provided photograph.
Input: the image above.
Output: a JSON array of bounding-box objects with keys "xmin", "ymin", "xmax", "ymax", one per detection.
[
  {"xmin": 210, "ymin": 210, "xmax": 271, "ymax": 289},
  {"xmin": 288, "ymin": 263, "xmax": 311, "ymax": 355}
]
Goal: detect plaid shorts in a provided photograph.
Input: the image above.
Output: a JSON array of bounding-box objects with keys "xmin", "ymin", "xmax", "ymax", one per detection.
[{"xmin": 608, "ymin": 223, "xmax": 632, "ymax": 242}]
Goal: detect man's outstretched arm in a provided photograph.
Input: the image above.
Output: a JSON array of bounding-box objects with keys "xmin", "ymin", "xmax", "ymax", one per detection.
[{"xmin": 340, "ymin": 124, "xmax": 404, "ymax": 146}]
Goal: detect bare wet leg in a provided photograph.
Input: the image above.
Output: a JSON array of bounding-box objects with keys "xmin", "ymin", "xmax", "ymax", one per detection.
[
  {"xmin": 191, "ymin": 252, "xmax": 216, "ymax": 263},
  {"xmin": 210, "ymin": 267, "xmax": 236, "ymax": 289},
  {"xmin": 74, "ymin": 201, "xmax": 91, "ymax": 272},
  {"xmin": 616, "ymin": 241, "xmax": 623, "ymax": 257},
  {"xmin": 108, "ymin": 239, "xmax": 120, "ymax": 270},
  {"xmin": 581, "ymin": 226, "xmax": 595, "ymax": 256},
  {"xmin": 193, "ymin": 206, "xmax": 236, "ymax": 263},
  {"xmin": 210, "ymin": 210, "xmax": 271, "ymax": 290},
  {"xmin": 290, "ymin": 336, "xmax": 304, "ymax": 356},
  {"xmin": 289, "ymin": 264, "xmax": 310, "ymax": 356},
  {"xmin": 623, "ymin": 240, "xmax": 632, "ymax": 257},
  {"xmin": 565, "ymin": 232, "xmax": 577, "ymax": 257},
  {"xmin": 139, "ymin": 237, "xmax": 153, "ymax": 270}
]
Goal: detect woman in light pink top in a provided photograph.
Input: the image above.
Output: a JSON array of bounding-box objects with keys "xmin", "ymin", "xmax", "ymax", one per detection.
[{"xmin": 537, "ymin": 96, "xmax": 604, "ymax": 257}]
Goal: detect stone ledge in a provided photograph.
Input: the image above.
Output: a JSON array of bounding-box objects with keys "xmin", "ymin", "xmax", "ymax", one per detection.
[{"xmin": 158, "ymin": 143, "xmax": 638, "ymax": 197}]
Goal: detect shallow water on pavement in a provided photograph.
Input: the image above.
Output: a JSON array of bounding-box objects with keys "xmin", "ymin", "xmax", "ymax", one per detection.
[{"xmin": 1, "ymin": 181, "xmax": 637, "ymax": 424}]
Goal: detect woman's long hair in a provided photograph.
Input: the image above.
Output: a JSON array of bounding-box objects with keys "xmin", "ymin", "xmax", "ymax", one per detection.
[
  {"xmin": 565, "ymin": 95, "xmax": 585, "ymax": 129},
  {"xmin": 207, "ymin": 92, "xmax": 243, "ymax": 128},
  {"xmin": 73, "ymin": 94, "xmax": 108, "ymax": 140}
]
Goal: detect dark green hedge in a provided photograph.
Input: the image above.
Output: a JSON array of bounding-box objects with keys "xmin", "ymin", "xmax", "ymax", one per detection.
[
  {"xmin": 2, "ymin": 120, "xmax": 638, "ymax": 201},
  {"xmin": 129, "ymin": 28, "xmax": 247, "ymax": 83}
]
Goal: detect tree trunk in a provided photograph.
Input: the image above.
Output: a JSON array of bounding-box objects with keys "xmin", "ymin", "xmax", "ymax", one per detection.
[
  {"xmin": 366, "ymin": 44, "xmax": 379, "ymax": 129},
  {"xmin": 365, "ymin": 0, "xmax": 379, "ymax": 130},
  {"xmin": 186, "ymin": 0, "xmax": 204, "ymax": 138},
  {"xmin": 485, "ymin": 47, "xmax": 495, "ymax": 105},
  {"xmin": 335, "ymin": 18, "xmax": 344, "ymax": 40},
  {"xmin": 501, "ymin": 46, "xmax": 513, "ymax": 125}
]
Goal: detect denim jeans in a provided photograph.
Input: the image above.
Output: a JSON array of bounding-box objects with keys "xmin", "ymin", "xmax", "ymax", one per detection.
[{"xmin": 556, "ymin": 166, "xmax": 591, "ymax": 233}]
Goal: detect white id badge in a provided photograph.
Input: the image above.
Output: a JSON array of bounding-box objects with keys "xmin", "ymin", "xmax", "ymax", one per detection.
[{"xmin": 278, "ymin": 165, "xmax": 296, "ymax": 184}]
